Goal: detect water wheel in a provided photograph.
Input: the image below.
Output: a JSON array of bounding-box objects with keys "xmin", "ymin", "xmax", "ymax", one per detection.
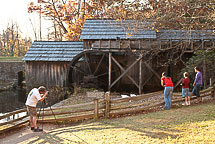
[{"xmin": 68, "ymin": 50, "xmax": 120, "ymax": 91}]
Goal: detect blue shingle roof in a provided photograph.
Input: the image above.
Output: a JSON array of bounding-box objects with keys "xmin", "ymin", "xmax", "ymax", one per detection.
[
  {"xmin": 22, "ymin": 41, "xmax": 83, "ymax": 61},
  {"xmin": 158, "ymin": 30, "xmax": 215, "ymax": 40},
  {"xmin": 80, "ymin": 19, "xmax": 156, "ymax": 40}
]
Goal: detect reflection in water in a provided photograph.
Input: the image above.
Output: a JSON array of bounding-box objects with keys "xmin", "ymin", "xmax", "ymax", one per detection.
[
  {"xmin": 0, "ymin": 88, "xmax": 27, "ymax": 123},
  {"xmin": 0, "ymin": 88, "xmax": 26, "ymax": 113},
  {"xmin": 0, "ymin": 112, "xmax": 27, "ymax": 123}
]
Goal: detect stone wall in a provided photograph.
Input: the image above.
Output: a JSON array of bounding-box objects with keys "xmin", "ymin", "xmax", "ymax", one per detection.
[{"xmin": 0, "ymin": 62, "xmax": 25, "ymax": 83}]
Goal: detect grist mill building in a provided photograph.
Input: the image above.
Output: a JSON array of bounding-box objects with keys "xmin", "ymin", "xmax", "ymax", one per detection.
[{"xmin": 23, "ymin": 19, "xmax": 215, "ymax": 94}]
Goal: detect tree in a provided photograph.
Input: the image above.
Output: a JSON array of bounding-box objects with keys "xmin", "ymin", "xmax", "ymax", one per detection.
[
  {"xmin": 27, "ymin": 0, "xmax": 215, "ymax": 88},
  {"xmin": 28, "ymin": 0, "xmax": 99, "ymax": 41},
  {"xmin": 28, "ymin": 0, "xmax": 215, "ymax": 40},
  {"xmin": 179, "ymin": 49, "xmax": 215, "ymax": 88},
  {"xmin": 28, "ymin": 0, "xmax": 142, "ymax": 40},
  {"xmin": 0, "ymin": 22, "xmax": 32, "ymax": 57}
]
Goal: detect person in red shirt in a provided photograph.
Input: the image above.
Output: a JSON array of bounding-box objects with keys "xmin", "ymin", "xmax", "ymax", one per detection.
[
  {"xmin": 161, "ymin": 72, "xmax": 174, "ymax": 110},
  {"xmin": 182, "ymin": 72, "xmax": 190, "ymax": 105}
]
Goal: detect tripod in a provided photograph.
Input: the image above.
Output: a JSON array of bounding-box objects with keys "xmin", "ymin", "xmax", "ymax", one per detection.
[{"xmin": 38, "ymin": 98, "xmax": 59, "ymax": 130}]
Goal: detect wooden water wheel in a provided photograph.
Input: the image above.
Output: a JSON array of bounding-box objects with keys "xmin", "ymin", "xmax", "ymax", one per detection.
[{"xmin": 68, "ymin": 50, "xmax": 120, "ymax": 91}]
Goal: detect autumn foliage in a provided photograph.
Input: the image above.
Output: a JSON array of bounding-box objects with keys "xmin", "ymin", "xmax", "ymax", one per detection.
[
  {"xmin": 28, "ymin": 0, "xmax": 215, "ymax": 41},
  {"xmin": 28, "ymin": 0, "xmax": 105, "ymax": 41},
  {"xmin": 0, "ymin": 22, "xmax": 32, "ymax": 57}
]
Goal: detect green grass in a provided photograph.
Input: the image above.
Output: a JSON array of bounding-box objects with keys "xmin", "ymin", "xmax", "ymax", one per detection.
[
  {"xmin": 0, "ymin": 56, "xmax": 23, "ymax": 62},
  {"xmin": 21, "ymin": 99, "xmax": 215, "ymax": 143}
]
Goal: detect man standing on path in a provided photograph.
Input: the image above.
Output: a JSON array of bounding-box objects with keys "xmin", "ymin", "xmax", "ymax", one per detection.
[
  {"xmin": 192, "ymin": 66, "xmax": 203, "ymax": 103},
  {"xmin": 25, "ymin": 86, "xmax": 49, "ymax": 132}
]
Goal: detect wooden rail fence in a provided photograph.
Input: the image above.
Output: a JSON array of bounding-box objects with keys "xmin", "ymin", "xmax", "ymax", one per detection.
[{"xmin": 0, "ymin": 86, "xmax": 214, "ymax": 134}]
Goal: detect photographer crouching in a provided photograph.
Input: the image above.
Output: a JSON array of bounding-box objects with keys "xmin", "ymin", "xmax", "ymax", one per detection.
[{"xmin": 25, "ymin": 86, "xmax": 49, "ymax": 132}]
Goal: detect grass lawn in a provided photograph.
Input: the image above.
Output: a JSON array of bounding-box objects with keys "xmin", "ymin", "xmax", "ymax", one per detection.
[
  {"xmin": 21, "ymin": 99, "xmax": 215, "ymax": 144},
  {"xmin": 0, "ymin": 57, "xmax": 23, "ymax": 62}
]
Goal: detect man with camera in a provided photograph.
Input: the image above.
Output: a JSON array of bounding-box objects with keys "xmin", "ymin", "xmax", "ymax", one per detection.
[{"xmin": 25, "ymin": 86, "xmax": 49, "ymax": 132}]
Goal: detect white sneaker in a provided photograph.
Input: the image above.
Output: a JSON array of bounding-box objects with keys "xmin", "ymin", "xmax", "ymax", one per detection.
[{"xmin": 182, "ymin": 102, "xmax": 188, "ymax": 106}]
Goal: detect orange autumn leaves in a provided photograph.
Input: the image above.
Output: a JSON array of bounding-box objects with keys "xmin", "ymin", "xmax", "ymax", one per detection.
[{"xmin": 28, "ymin": 0, "xmax": 215, "ymax": 41}]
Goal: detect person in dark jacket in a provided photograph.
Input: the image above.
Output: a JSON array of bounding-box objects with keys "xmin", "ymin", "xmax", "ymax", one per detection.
[{"xmin": 192, "ymin": 66, "xmax": 203, "ymax": 103}]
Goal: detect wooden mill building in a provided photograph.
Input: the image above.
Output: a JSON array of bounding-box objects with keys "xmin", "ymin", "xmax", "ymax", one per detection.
[
  {"xmin": 23, "ymin": 19, "xmax": 215, "ymax": 94},
  {"xmin": 22, "ymin": 41, "xmax": 83, "ymax": 87}
]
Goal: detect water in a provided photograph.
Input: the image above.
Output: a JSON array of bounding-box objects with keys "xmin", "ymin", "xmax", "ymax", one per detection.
[
  {"xmin": 0, "ymin": 88, "xmax": 26, "ymax": 122},
  {"xmin": 0, "ymin": 112, "xmax": 27, "ymax": 123}
]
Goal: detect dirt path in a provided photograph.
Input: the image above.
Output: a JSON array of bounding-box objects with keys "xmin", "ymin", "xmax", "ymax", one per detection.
[{"xmin": 0, "ymin": 124, "xmax": 59, "ymax": 144}]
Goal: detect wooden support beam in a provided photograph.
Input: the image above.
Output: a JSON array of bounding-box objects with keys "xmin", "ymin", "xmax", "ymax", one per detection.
[
  {"xmin": 191, "ymin": 40, "xmax": 194, "ymax": 51},
  {"xmin": 84, "ymin": 53, "xmax": 92, "ymax": 74},
  {"xmin": 111, "ymin": 56, "xmax": 139, "ymax": 88},
  {"xmin": 109, "ymin": 40, "xmax": 111, "ymax": 48},
  {"xmin": 94, "ymin": 54, "xmax": 105, "ymax": 75},
  {"xmin": 139, "ymin": 58, "xmax": 142, "ymax": 95},
  {"xmin": 142, "ymin": 67, "xmax": 160, "ymax": 88},
  {"xmin": 138, "ymin": 40, "xmax": 141, "ymax": 49},
  {"xmin": 129, "ymin": 40, "xmax": 131, "ymax": 49},
  {"xmin": 99, "ymin": 40, "xmax": 101, "ymax": 49},
  {"xmin": 144, "ymin": 62, "xmax": 160, "ymax": 80},
  {"xmin": 202, "ymin": 40, "xmax": 204, "ymax": 49},
  {"xmin": 202, "ymin": 40, "xmax": 206, "ymax": 88},
  {"xmin": 142, "ymin": 73, "xmax": 153, "ymax": 87},
  {"xmin": 109, "ymin": 56, "xmax": 142, "ymax": 89},
  {"xmin": 108, "ymin": 52, "xmax": 112, "ymax": 89}
]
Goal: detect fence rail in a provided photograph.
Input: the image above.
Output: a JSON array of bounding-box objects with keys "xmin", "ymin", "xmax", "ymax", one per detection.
[{"xmin": 0, "ymin": 86, "xmax": 214, "ymax": 134}]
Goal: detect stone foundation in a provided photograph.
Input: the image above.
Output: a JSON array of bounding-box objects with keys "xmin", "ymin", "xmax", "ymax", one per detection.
[{"xmin": 0, "ymin": 62, "xmax": 25, "ymax": 84}]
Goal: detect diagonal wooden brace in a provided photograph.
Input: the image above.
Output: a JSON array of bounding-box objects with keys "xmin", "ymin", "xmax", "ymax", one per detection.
[
  {"xmin": 109, "ymin": 56, "xmax": 143, "ymax": 89},
  {"xmin": 111, "ymin": 56, "xmax": 139, "ymax": 88}
]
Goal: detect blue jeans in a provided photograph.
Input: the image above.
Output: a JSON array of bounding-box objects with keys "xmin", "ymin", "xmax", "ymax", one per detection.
[
  {"xmin": 192, "ymin": 84, "xmax": 201, "ymax": 97},
  {"xmin": 182, "ymin": 88, "xmax": 190, "ymax": 98},
  {"xmin": 164, "ymin": 87, "xmax": 173, "ymax": 110}
]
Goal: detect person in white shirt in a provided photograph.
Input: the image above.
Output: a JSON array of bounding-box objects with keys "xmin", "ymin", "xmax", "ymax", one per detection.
[{"xmin": 25, "ymin": 86, "xmax": 48, "ymax": 132}]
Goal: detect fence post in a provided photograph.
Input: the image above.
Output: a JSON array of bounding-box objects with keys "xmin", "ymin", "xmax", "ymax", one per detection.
[
  {"xmin": 105, "ymin": 92, "xmax": 110, "ymax": 118},
  {"xmin": 94, "ymin": 99, "xmax": 99, "ymax": 120}
]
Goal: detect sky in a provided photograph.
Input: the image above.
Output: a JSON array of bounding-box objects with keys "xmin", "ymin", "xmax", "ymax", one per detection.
[{"xmin": 0, "ymin": 0, "xmax": 51, "ymax": 41}]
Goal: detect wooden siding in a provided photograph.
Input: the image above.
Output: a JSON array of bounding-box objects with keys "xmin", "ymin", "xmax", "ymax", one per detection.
[
  {"xmin": 85, "ymin": 39, "xmax": 155, "ymax": 51},
  {"xmin": 84, "ymin": 39, "xmax": 215, "ymax": 52},
  {"xmin": 25, "ymin": 61, "xmax": 69, "ymax": 87}
]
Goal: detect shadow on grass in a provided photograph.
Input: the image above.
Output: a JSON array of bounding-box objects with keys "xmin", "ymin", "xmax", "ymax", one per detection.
[
  {"xmin": 98, "ymin": 99, "xmax": 215, "ymax": 140},
  {"xmin": 21, "ymin": 99, "xmax": 215, "ymax": 143},
  {"xmin": 26, "ymin": 123, "xmax": 117, "ymax": 144}
]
